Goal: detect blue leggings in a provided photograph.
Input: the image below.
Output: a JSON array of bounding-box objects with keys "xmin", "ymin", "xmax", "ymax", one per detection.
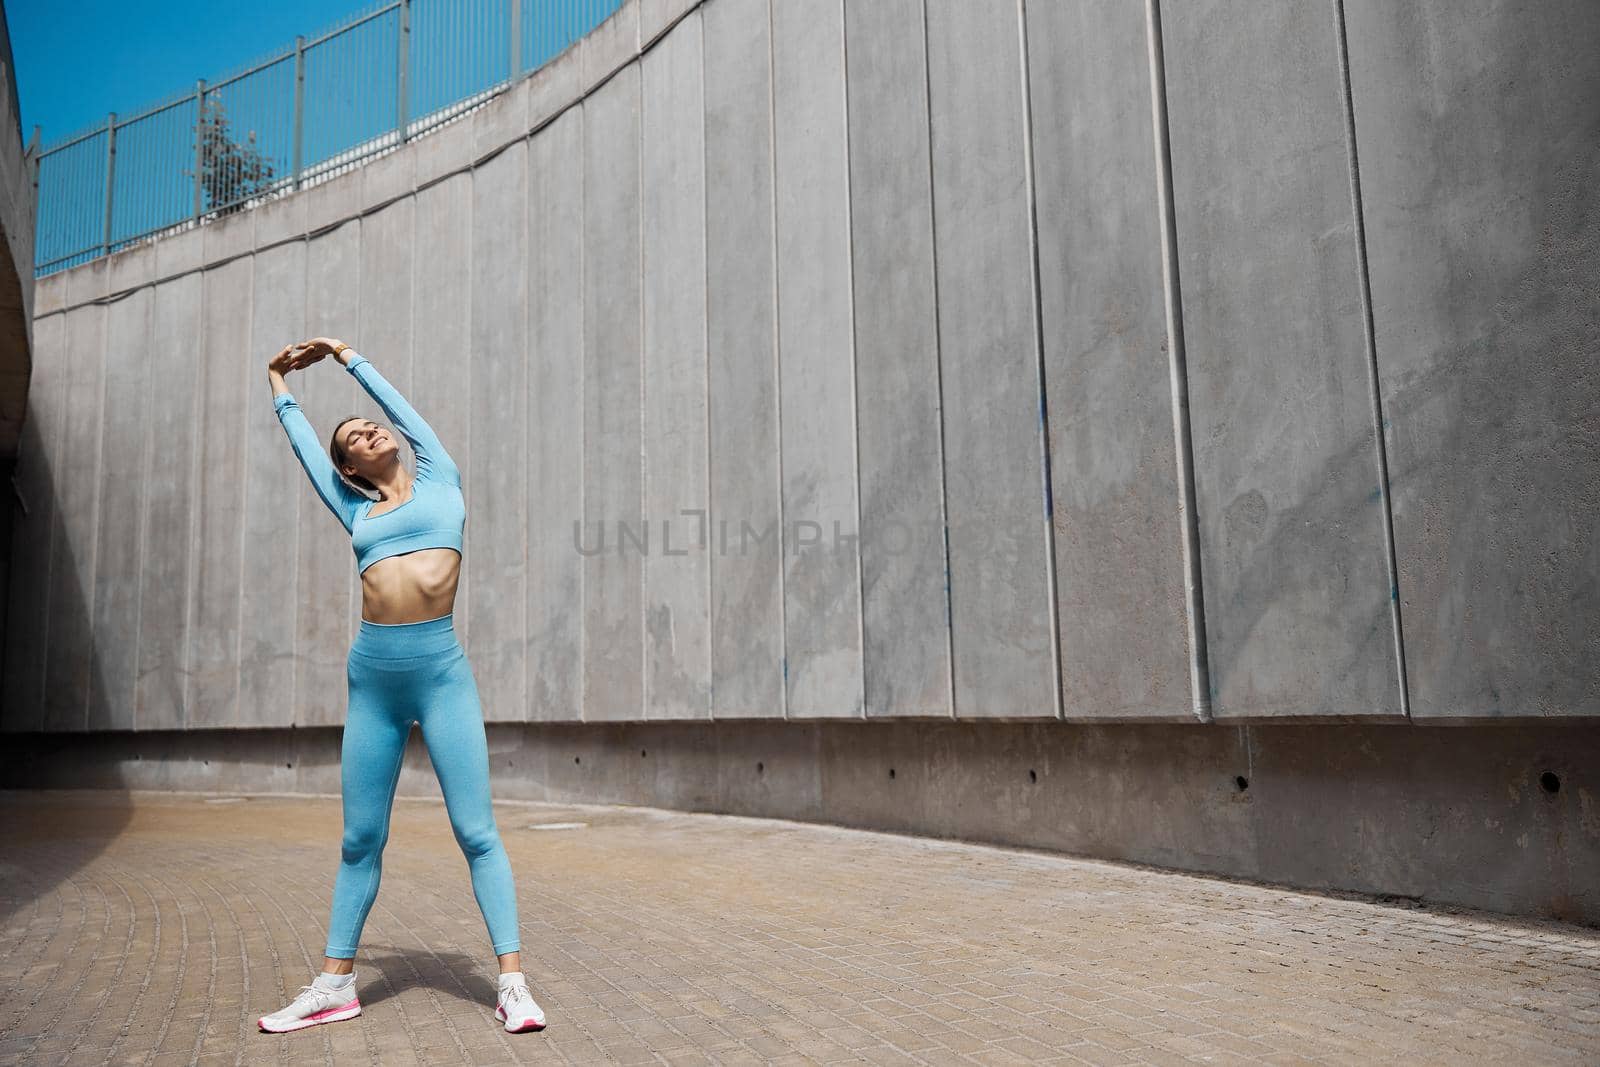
[{"xmin": 325, "ymin": 612, "xmax": 521, "ymax": 958}]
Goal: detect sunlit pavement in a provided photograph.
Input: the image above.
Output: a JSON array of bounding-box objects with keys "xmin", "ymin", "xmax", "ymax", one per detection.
[{"xmin": 1, "ymin": 788, "xmax": 1596, "ymax": 1065}]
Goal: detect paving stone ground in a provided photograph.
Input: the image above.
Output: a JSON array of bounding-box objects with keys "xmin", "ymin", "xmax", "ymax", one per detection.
[{"xmin": 0, "ymin": 788, "xmax": 1596, "ymax": 1066}]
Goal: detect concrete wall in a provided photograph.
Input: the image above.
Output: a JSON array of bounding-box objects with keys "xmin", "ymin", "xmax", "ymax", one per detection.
[
  {"xmin": 0, "ymin": 0, "xmax": 36, "ymax": 767},
  {"xmin": 0, "ymin": 0, "xmax": 38, "ymax": 756},
  {"xmin": 0, "ymin": 0, "xmax": 37, "ymax": 463},
  {"xmin": 12, "ymin": 0, "xmax": 1595, "ymax": 733},
  {"xmin": 3, "ymin": 0, "xmax": 1597, "ymax": 925}
]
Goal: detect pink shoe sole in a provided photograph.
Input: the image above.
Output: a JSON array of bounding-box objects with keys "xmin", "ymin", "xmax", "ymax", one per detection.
[
  {"xmin": 258, "ymin": 997, "xmax": 362, "ymax": 1033},
  {"xmin": 495, "ymin": 1004, "xmax": 546, "ymax": 1032}
]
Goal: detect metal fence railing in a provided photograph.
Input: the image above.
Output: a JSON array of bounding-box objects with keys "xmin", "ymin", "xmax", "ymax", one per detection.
[{"xmin": 34, "ymin": 0, "xmax": 623, "ymax": 277}]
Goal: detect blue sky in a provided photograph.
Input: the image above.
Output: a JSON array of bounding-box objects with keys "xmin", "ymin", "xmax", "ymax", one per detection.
[{"xmin": 10, "ymin": 0, "xmax": 381, "ymax": 148}]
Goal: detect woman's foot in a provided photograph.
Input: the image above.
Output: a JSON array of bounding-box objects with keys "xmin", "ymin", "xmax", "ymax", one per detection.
[
  {"xmin": 258, "ymin": 971, "xmax": 362, "ymax": 1033},
  {"xmin": 495, "ymin": 972, "xmax": 546, "ymax": 1032}
]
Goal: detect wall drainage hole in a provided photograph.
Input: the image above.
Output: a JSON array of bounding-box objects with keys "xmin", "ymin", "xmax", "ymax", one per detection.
[
  {"xmin": 1540, "ymin": 771, "xmax": 1560, "ymax": 794},
  {"xmin": 641, "ymin": 749, "xmax": 647, "ymax": 758},
  {"xmin": 756, "ymin": 761, "xmax": 764, "ymax": 774},
  {"xmin": 1028, "ymin": 769, "xmax": 1037, "ymax": 783},
  {"xmin": 888, "ymin": 768, "xmax": 896, "ymax": 780},
  {"xmin": 1235, "ymin": 776, "xmax": 1249, "ymax": 791},
  {"xmin": 574, "ymin": 756, "xmax": 580, "ymax": 765}
]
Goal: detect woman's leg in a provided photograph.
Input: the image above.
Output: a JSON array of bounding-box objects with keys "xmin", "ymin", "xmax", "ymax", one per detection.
[
  {"xmin": 415, "ymin": 648, "xmax": 522, "ymax": 959},
  {"xmin": 324, "ymin": 655, "xmax": 412, "ymax": 959}
]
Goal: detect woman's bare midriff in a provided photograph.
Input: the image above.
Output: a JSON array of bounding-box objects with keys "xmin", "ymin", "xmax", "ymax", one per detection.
[{"xmin": 360, "ymin": 548, "xmax": 463, "ymax": 623}]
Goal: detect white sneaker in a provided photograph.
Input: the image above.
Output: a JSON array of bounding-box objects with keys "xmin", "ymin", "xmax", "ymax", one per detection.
[
  {"xmin": 495, "ymin": 974, "xmax": 546, "ymax": 1032},
  {"xmin": 258, "ymin": 977, "xmax": 362, "ymax": 1033}
]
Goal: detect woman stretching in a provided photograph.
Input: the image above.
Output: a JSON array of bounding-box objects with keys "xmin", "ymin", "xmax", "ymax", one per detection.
[{"xmin": 257, "ymin": 336, "xmax": 545, "ymax": 1035}]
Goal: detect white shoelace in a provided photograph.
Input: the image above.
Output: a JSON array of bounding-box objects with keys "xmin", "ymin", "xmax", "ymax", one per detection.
[
  {"xmin": 501, "ymin": 982, "xmax": 535, "ymax": 1012},
  {"xmin": 295, "ymin": 983, "xmax": 348, "ymax": 1008},
  {"xmin": 285, "ymin": 985, "xmax": 326, "ymax": 1011}
]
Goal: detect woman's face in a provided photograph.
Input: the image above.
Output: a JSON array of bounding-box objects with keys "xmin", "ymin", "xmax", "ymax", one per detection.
[{"xmin": 338, "ymin": 418, "xmax": 398, "ymax": 476}]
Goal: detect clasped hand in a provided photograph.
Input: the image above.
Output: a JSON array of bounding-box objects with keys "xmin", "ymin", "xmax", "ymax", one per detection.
[{"xmin": 267, "ymin": 336, "xmax": 349, "ymax": 375}]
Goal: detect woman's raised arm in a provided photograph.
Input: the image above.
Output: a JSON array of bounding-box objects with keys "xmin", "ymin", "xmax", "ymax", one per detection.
[
  {"xmin": 339, "ymin": 349, "xmax": 461, "ymax": 487},
  {"xmin": 267, "ymin": 343, "xmax": 368, "ymax": 533}
]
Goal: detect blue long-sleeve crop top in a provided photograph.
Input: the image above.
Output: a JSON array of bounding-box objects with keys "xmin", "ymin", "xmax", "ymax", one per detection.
[{"xmin": 272, "ymin": 351, "xmax": 465, "ymax": 575}]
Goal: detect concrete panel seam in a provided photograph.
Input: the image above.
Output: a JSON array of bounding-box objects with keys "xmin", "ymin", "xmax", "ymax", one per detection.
[
  {"xmin": 839, "ymin": 0, "xmax": 867, "ymax": 720},
  {"xmin": 590, "ymin": 0, "xmax": 645, "ymax": 94},
  {"xmin": 306, "ymin": 212, "xmax": 364, "ymax": 243},
  {"xmin": 523, "ymin": 142, "xmax": 533, "ymax": 725},
  {"xmin": 231, "ymin": 254, "xmax": 256, "ymax": 734},
  {"xmin": 132, "ymin": 292, "xmax": 153, "ymax": 730},
  {"xmin": 1331, "ymin": 0, "xmax": 1411, "ymax": 720},
  {"xmin": 182, "ymin": 278, "xmax": 203, "ymax": 728},
  {"xmin": 1143, "ymin": 0, "xmax": 1212, "ymax": 722},
  {"xmin": 579, "ymin": 104, "xmax": 588, "ymax": 725},
  {"xmin": 83, "ymin": 306, "xmax": 107, "ymax": 730},
  {"xmin": 700, "ymin": 9, "xmax": 715, "ymax": 721},
  {"xmin": 62, "ymin": 285, "xmax": 144, "ymax": 309},
  {"xmin": 1016, "ymin": 0, "xmax": 1065, "ymax": 722},
  {"xmin": 918, "ymin": 0, "xmax": 957, "ymax": 720},
  {"xmin": 637, "ymin": 61, "xmax": 646, "ymax": 723},
  {"xmin": 643, "ymin": 0, "xmax": 700, "ymax": 52},
  {"xmin": 767, "ymin": 0, "xmax": 788, "ymax": 722},
  {"xmin": 290, "ymin": 251, "xmax": 306, "ymax": 725}
]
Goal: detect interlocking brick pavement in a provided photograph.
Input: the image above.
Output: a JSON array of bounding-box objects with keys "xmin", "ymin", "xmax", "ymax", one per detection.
[{"xmin": 0, "ymin": 788, "xmax": 1596, "ymax": 1065}]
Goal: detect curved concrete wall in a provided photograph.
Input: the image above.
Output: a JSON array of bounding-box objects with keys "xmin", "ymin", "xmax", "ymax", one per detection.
[
  {"xmin": 6, "ymin": 0, "xmax": 1598, "ymax": 735},
  {"xmin": 0, "ymin": 0, "xmax": 39, "ymax": 760}
]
